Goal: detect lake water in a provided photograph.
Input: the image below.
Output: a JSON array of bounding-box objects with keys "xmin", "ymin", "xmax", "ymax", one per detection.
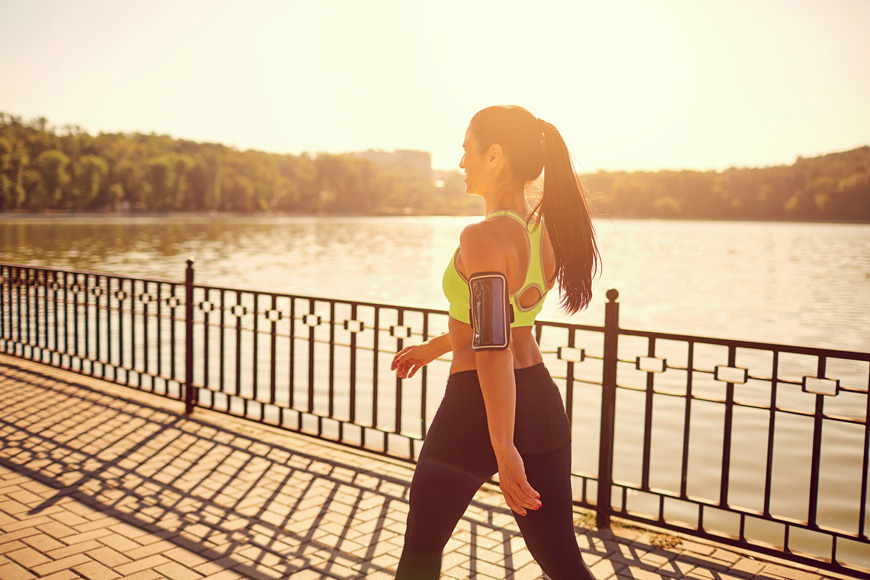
[
  {"xmin": 2, "ymin": 215, "xmax": 869, "ymax": 563},
  {"xmin": 2, "ymin": 215, "xmax": 869, "ymax": 351}
]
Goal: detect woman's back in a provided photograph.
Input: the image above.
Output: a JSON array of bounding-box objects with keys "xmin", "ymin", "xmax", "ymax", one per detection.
[{"xmin": 447, "ymin": 212, "xmax": 556, "ymax": 374}]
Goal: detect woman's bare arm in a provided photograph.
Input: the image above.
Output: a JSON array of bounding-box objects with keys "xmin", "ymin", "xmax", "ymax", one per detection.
[{"xmin": 460, "ymin": 222, "xmax": 542, "ymax": 516}]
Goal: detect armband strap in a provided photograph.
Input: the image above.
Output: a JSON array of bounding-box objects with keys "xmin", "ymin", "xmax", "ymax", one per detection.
[{"xmin": 468, "ymin": 272, "xmax": 514, "ymax": 351}]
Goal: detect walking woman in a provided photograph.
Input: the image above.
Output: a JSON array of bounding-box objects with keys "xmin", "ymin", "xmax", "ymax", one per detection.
[{"xmin": 391, "ymin": 105, "xmax": 600, "ymax": 578}]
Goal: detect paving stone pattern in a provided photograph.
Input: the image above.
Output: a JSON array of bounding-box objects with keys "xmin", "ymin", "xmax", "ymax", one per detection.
[{"xmin": 0, "ymin": 355, "xmax": 853, "ymax": 579}]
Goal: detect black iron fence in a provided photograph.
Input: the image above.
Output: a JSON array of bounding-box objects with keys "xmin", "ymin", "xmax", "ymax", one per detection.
[{"xmin": 1, "ymin": 260, "xmax": 868, "ymax": 576}]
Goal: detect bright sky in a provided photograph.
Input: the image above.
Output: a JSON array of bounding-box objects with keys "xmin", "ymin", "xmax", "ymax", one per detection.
[{"xmin": 1, "ymin": 0, "xmax": 868, "ymax": 172}]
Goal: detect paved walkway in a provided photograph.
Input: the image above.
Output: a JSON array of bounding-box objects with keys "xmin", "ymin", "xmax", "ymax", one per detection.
[{"xmin": 0, "ymin": 354, "xmax": 854, "ymax": 580}]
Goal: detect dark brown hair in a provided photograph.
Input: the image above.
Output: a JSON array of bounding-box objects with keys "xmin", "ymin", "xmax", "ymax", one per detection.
[{"xmin": 469, "ymin": 105, "xmax": 600, "ymax": 314}]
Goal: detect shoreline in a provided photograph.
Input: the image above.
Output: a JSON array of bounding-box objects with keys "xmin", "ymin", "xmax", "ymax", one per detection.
[{"xmin": 0, "ymin": 210, "xmax": 868, "ymax": 225}]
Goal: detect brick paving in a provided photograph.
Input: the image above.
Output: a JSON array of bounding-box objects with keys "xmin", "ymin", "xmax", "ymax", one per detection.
[{"xmin": 0, "ymin": 354, "xmax": 857, "ymax": 579}]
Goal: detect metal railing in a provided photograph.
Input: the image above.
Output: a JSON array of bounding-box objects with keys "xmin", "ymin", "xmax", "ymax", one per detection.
[{"xmin": 1, "ymin": 260, "xmax": 868, "ymax": 577}]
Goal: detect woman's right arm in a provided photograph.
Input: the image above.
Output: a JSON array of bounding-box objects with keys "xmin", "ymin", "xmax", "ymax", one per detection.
[{"xmin": 391, "ymin": 332, "xmax": 452, "ymax": 379}]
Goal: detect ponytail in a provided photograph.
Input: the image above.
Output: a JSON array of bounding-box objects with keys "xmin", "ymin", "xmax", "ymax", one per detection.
[
  {"xmin": 469, "ymin": 106, "xmax": 600, "ymax": 314},
  {"xmin": 535, "ymin": 120, "xmax": 600, "ymax": 315}
]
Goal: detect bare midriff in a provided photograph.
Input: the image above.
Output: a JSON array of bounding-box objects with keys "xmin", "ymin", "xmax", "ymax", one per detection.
[{"xmin": 448, "ymin": 317, "xmax": 544, "ymax": 374}]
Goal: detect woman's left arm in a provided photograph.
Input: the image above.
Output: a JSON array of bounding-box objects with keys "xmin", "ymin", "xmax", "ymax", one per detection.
[{"xmin": 460, "ymin": 224, "xmax": 542, "ymax": 517}]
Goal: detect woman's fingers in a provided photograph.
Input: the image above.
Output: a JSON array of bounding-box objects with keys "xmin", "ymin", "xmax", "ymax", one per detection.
[
  {"xmin": 501, "ymin": 484, "xmax": 526, "ymax": 516},
  {"xmin": 520, "ymin": 479, "xmax": 541, "ymax": 503},
  {"xmin": 392, "ymin": 343, "xmax": 437, "ymax": 378},
  {"xmin": 390, "ymin": 347, "xmax": 412, "ymax": 370},
  {"xmin": 514, "ymin": 482, "xmax": 542, "ymax": 510},
  {"xmin": 396, "ymin": 361, "xmax": 417, "ymax": 379},
  {"xmin": 499, "ymin": 471, "xmax": 541, "ymax": 516},
  {"xmin": 391, "ymin": 351, "xmax": 412, "ymax": 372},
  {"xmin": 392, "ymin": 346, "xmax": 425, "ymax": 375},
  {"xmin": 501, "ymin": 481, "xmax": 538, "ymax": 516},
  {"xmin": 393, "ymin": 351, "xmax": 424, "ymax": 379}
]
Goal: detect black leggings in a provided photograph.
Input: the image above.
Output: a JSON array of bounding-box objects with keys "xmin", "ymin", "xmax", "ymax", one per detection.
[{"xmin": 396, "ymin": 363, "xmax": 595, "ymax": 579}]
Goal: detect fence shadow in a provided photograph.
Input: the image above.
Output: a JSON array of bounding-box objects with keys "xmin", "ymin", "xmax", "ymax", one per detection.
[{"xmin": 0, "ymin": 358, "xmax": 817, "ymax": 579}]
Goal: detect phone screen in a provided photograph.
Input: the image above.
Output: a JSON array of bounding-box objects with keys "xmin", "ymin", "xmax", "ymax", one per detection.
[{"xmin": 470, "ymin": 274, "xmax": 508, "ymax": 350}]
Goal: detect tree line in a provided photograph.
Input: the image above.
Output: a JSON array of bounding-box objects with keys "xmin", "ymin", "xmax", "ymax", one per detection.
[
  {"xmin": 0, "ymin": 113, "xmax": 479, "ymax": 215},
  {"xmin": 586, "ymin": 146, "xmax": 870, "ymax": 221},
  {"xmin": 1, "ymin": 113, "xmax": 867, "ymax": 221}
]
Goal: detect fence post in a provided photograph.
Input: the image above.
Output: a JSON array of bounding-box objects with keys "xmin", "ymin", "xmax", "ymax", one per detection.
[
  {"xmin": 184, "ymin": 258, "xmax": 196, "ymax": 415},
  {"xmin": 597, "ymin": 288, "xmax": 620, "ymax": 528}
]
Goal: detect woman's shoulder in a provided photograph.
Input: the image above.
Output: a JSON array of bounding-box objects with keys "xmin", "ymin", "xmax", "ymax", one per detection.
[
  {"xmin": 460, "ymin": 215, "xmax": 528, "ymax": 243},
  {"xmin": 460, "ymin": 217, "xmax": 520, "ymax": 250},
  {"xmin": 459, "ymin": 217, "xmax": 529, "ymax": 271},
  {"xmin": 459, "ymin": 222, "xmax": 503, "ymax": 272}
]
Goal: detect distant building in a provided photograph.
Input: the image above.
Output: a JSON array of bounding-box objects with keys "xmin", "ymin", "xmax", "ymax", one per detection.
[{"xmin": 353, "ymin": 149, "xmax": 432, "ymax": 179}]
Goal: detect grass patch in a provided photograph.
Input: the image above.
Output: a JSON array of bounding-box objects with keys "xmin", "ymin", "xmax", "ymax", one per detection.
[
  {"xmin": 573, "ymin": 509, "xmax": 597, "ymax": 529},
  {"xmin": 649, "ymin": 532, "xmax": 682, "ymax": 550}
]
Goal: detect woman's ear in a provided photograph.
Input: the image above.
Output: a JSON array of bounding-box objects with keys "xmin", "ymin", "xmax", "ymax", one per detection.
[{"xmin": 487, "ymin": 143, "xmax": 504, "ymax": 168}]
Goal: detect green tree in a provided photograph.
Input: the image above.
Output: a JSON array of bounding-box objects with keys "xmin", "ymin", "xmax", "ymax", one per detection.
[
  {"xmin": 0, "ymin": 138, "xmax": 12, "ymax": 210},
  {"xmin": 223, "ymin": 173, "xmax": 254, "ymax": 212},
  {"xmin": 107, "ymin": 182, "xmax": 125, "ymax": 211},
  {"xmin": 277, "ymin": 153, "xmax": 317, "ymax": 211},
  {"xmin": 70, "ymin": 154, "xmax": 108, "ymax": 208},
  {"xmin": 808, "ymin": 176, "xmax": 837, "ymax": 216},
  {"xmin": 833, "ymin": 172, "xmax": 870, "ymax": 218},
  {"xmin": 205, "ymin": 161, "xmax": 223, "ymax": 210},
  {"xmin": 169, "ymin": 153, "xmax": 195, "ymax": 209},
  {"xmin": 32, "ymin": 149, "xmax": 70, "ymax": 210},
  {"xmin": 653, "ymin": 194, "xmax": 682, "ymax": 217},
  {"xmin": 112, "ymin": 160, "xmax": 142, "ymax": 209},
  {"xmin": 610, "ymin": 174, "xmax": 648, "ymax": 217},
  {"xmin": 143, "ymin": 156, "xmax": 175, "ymax": 211}
]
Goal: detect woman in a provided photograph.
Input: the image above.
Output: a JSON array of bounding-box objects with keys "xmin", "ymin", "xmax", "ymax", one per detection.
[{"xmin": 391, "ymin": 105, "xmax": 600, "ymax": 579}]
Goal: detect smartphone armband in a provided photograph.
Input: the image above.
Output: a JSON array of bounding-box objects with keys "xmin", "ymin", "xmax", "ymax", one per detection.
[{"xmin": 468, "ymin": 272, "xmax": 514, "ymax": 351}]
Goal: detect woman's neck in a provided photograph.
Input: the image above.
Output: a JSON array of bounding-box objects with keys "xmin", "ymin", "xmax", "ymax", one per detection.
[{"xmin": 484, "ymin": 184, "xmax": 529, "ymax": 217}]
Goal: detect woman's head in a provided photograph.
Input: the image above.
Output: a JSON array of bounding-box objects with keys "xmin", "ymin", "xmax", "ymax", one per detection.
[
  {"xmin": 466, "ymin": 105, "xmax": 546, "ymax": 185},
  {"xmin": 465, "ymin": 104, "xmax": 600, "ymax": 315}
]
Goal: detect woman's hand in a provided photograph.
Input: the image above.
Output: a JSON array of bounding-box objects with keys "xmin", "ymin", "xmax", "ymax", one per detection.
[
  {"xmin": 495, "ymin": 444, "xmax": 542, "ymax": 516},
  {"xmin": 391, "ymin": 342, "xmax": 437, "ymax": 379},
  {"xmin": 391, "ymin": 333, "xmax": 452, "ymax": 379}
]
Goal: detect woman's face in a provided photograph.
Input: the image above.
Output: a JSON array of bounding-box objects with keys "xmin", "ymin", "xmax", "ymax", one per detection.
[{"xmin": 459, "ymin": 125, "xmax": 490, "ymax": 195}]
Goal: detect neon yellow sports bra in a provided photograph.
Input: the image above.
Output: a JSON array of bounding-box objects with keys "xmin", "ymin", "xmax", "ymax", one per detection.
[{"xmin": 442, "ymin": 210, "xmax": 549, "ymax": 327}]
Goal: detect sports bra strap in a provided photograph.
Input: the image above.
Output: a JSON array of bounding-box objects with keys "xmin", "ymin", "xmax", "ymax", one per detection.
[
  {"xmin": 483, "ymin": 210, "xmax": 548, "ymax": 313},
  {"xmin": 485, "ymin": 209, "xmax": 529, "ymax": 226}
]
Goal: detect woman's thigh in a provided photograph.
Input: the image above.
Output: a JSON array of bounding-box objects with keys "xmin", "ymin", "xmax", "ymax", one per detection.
[
  {"xmin": 404, "ymin": 387, "xmax": 498, "ymax": 546},
  {"xmin": 513, "ymin": 365, "xmax": 572, "ymax": 456},
  {"xmin": 416, "ymin": 385, "xmax": 497, "ymax": 476}
]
